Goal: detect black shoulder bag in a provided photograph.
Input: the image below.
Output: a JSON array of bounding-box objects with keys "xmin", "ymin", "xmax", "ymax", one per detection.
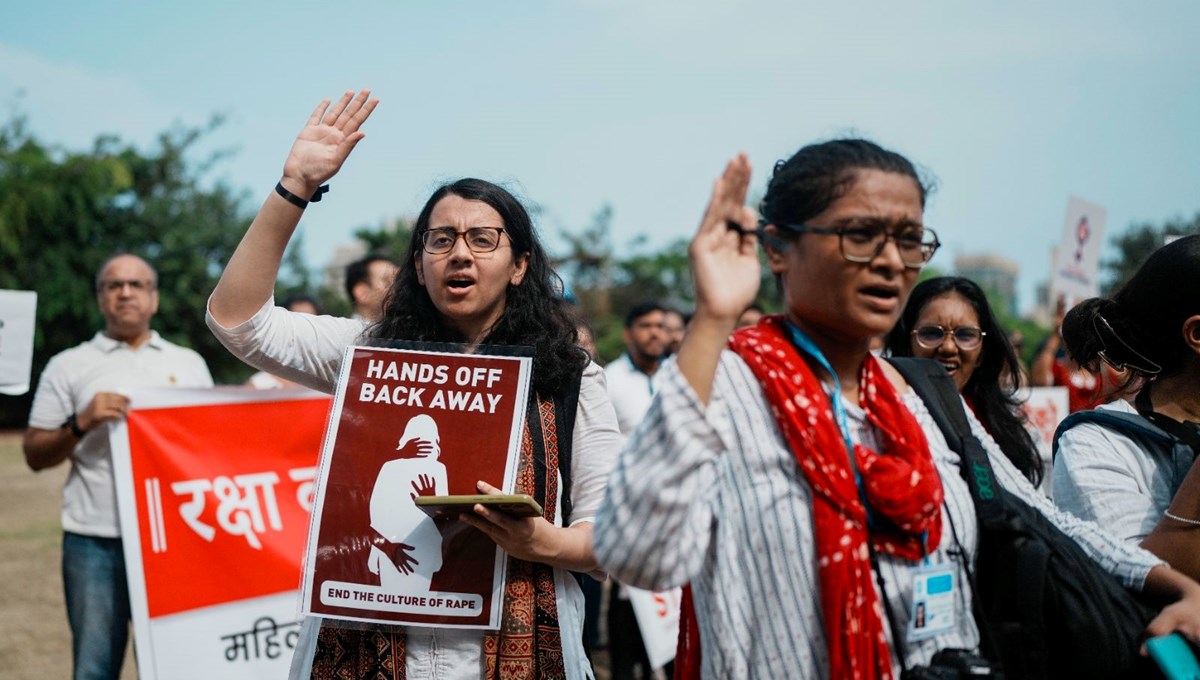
[{"xmin": 890, "ymin": 358, "xmax": 1160, "ymax": 680}]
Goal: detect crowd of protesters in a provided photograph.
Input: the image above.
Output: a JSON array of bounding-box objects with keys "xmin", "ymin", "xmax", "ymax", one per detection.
[{"xmin": 19, "ymin": 88, "xmax": 1200, "ymax": 680}]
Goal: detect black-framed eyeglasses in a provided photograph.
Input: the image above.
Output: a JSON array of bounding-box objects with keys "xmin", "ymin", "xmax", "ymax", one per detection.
[
  {"xmin": 912, "ymin": 325, "xmax": 986, "ymax": 351},
  {"xmin": 1093, "ymin": 315, "xmax": 1162, "ymax": 376},
  {"xmin": 420, "ymin": 227, "xmax": 508, "ymax": 255},
  {"xmin": 96, "ymin": 279, "xmax": 155, "ymax": 293},
  {"xmin": 775, "ymin": 221, "xmax": 940, "ymax": 269}
]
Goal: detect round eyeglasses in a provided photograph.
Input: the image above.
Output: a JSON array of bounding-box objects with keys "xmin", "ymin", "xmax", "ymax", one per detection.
[
  {"xmin": 775, "ymin": 222, "xmax": 940, "ymax": 269},
  {"xmin": 912, "ymin": 325, "xmax": 986, "ymax": 351},
  {"xmin": 420, "ymin": 227, "xmax": 507, "ymax": 255}
]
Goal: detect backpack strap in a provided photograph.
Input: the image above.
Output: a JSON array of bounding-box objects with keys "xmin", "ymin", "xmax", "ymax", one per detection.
[
  {"xmin": 1053, "ymin": 404, "xmax": 1198, "ymax": 487},
  {"xmin": 887, "ymin": 358, "xmax": 1007, "ymax": 529},
  {"xmin": 1052, "ymin": 409, "xmax": 1175, "ymax": 457},
  {"xmin": 1136, "ymin": 387, "xmax": 1200, "ymax": 453},
  {"xmin": 888, "ymin": 358, "xmax": 1013, "ymax": 665}
]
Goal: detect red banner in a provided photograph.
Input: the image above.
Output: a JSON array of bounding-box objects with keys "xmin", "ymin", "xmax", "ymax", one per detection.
[{"xmin": 126, "ymin": 397, "xmax": 330, "ymax": 617}]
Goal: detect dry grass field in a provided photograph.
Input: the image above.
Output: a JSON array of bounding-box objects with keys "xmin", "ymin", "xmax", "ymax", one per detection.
[{"xmin": 0, "ymin": 430, "xmax": 136, "ymax": 679}]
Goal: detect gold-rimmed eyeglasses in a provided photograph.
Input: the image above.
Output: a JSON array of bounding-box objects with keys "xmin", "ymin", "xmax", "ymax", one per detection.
[{"xmin": 912, "ymin": 325, "xmax": 986, "ymax": 351}]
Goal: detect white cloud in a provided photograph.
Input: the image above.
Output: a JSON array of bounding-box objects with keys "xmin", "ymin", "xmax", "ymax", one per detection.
[{"xmin": 0, "ymin": 41, "xmax": 186, "ymax": 149}]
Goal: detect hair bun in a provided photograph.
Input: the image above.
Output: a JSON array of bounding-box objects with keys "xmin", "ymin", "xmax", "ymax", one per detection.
[{"xmin": 1061, "ymin": 298, "xmax": 1115, "ymax": 370}]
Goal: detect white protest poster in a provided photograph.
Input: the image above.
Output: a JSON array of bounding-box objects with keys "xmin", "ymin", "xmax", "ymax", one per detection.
[
  {"xmin": 110, "ymin": 386, "xmax": 331, "ymax": 680},
  {"xmin": 627, "ymin": 586, "xmax": 682, "ymax": 670},
  {"xmin": 0, "ymin": 289, "xmax": 37, "ymax": 395},
  {"xmin": 1049, "ymin": 196, "xmax": 1107, "ymax": 307},
  {"xmin": 300, "ymin": 346, "xmax": 532, "ymax": 629},
  {"xmin": 1018, "ymin": 386, "xmax": 1070, "ymax": 496}
]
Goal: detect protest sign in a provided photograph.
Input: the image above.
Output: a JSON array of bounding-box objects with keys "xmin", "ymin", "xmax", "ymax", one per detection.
[
  {"xmin": 1018, "ymin": 386, "xmax": 1070, "ymax": 495},
  {"xmin": 110, "ymin": 386, "xmax": 331, "ymax": 680},
  {"xmin": 0, "ymin": 289, "xmax": 37, "ymax": 395},
  {"xmin": 300, "ymin": 346, "xmax": 533, "ymax": 629},
  {"xmin": 627, "ymin": 586, "xmax": 682, "ymax": 670},
  {"xmin": 1049, "ymin": 196, "xmax": 1107, "ymax": 307}
]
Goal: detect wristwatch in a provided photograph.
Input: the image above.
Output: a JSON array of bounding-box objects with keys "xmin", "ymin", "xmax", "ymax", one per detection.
[{"xmin": 65, "ymin": 414, "xmax": 86, "ymax": 439}]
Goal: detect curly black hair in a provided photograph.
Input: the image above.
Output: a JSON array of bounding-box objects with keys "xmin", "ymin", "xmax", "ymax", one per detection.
[
  {"xmin": 369, "ymin": 178, "xmax": 586, "ymax": 397},
  {"xmin": 886, "ymin": 276, "xmax": 1043, "ymax": 486}
]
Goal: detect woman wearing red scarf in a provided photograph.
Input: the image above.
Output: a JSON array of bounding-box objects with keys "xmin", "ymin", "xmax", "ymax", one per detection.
[{"xmin": 593, "ymin": 140, "xmax": 1200, "ymax": 679}]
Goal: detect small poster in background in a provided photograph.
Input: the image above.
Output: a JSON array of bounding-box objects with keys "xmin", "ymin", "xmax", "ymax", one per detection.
[
  {"xmin": 1049, "ymin": 196, "xmax": 1107, "ymax": 308},
  {"xmin": 1019, "ymin": 386, "xmax": 1070, "ymax": 497},
  {"xmin": 0, "ymin": 290, "xmax": 37, "ymax": 395},
  {"xmin": 300, "ymin": 346, "xmax": 533, "ymax": 629},
  {"xmin": 627, "ymin": 586, "xmax": 682, "ymax": 670}
]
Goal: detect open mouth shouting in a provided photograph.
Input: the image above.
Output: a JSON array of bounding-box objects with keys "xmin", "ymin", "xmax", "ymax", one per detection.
[
  {"xmin": 445, "ymin": 275, "xmax": 476, "ymax": 294},
  {"xmin": 935, "ymin": 358, "xmax": 960, "ymax": 377},
  {"xmin": 858, "ymin": 283, "xmax": 901, "ymax": 311}
]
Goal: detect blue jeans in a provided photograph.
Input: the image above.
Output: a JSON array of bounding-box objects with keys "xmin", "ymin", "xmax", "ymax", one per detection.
[{"xmin": 62, "ymin": 532, "xmax": 130, "ymax": 680}]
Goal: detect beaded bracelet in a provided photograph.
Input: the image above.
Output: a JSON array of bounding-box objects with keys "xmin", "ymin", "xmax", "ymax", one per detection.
[{"xmin": 1164, "ymin": 509, "xmax": 1200, "ymax": 526}]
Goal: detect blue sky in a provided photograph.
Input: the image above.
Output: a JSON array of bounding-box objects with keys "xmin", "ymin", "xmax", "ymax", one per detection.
[{"xmin": 3, "ymin": 1, "xmax": 1198, "ymax": 313}]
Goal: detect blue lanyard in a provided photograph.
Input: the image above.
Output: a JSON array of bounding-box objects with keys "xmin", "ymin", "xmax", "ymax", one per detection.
[
  {"xmin": 783, "ymin": 323, "xmax": 855, "ymax": 456},
  {"xmin": 784, "ymin": 322, "xmax": 930, "ymax": 555},
  {"xmin": 783, "ymin": 322, "xmax": 883, "ymax": 532}
]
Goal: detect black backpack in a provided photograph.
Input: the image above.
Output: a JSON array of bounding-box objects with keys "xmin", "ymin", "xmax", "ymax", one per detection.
[{"xmin": 889, "ymin": 358, "xmax": 1160, "ymax": 680}]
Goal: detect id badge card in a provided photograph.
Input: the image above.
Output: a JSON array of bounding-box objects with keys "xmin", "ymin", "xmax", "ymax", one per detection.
[{"xmin": 908, "ymin": 563, "xmax": 957, "ymax": 640}]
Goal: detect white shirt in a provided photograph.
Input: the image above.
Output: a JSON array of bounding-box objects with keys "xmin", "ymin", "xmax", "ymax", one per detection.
[
  {"xmin": 27, "ymin": 331, "xmax": 213, "ymax": 537},
  {"xmin": 206, "ymin": 297, "xmax": 620, "ymax": 680},
  {"xmin": 1053, "ymin": 399, "xmax": 1193, "ymax": 544},
  {"xmin": 594, "ymin": 351, "xmax": 1163, "ymax": 679},
  {"xmin": 604, "ymin": 353, "xmax": 658, "ymax": 440}
]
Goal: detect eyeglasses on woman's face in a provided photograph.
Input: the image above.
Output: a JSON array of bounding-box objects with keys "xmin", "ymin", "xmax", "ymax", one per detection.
[
  {"xmin": 912, "ymin": 325, "xmax": 986, "ymax": 350},
  {"xmin": 420, "ymin": 227, "xmax": 508, "ymax": 255},
  {"xmin": 775, "ymin": 220, "xmax": 940, "ymax": 269}
]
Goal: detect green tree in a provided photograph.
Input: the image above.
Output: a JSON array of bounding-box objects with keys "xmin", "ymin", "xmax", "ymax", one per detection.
[
  {"xmin": 555, "ymin": 205, "xmax": 781, "ymax": 362},
  {"xmin": 0, "ymin": 115, "xmax": 256, "ymax": 425},
  {"xmin": 353, "ymin": 217, "xmax": 415, "ymax": 261},
  {"xmin": 1102, "ymin": 213, "xmax": 1200, "ymax": 294}
]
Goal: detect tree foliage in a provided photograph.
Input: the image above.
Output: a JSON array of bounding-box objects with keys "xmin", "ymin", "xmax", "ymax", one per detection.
[
  {"xmin": 0, "ymin": 115, "xmax": 256, "ymax": 425},
  {"xmin": 555, "ymin": 205, "xmax": 778, "ymax": 362},
  {"xmin": 1102, "ymin": 213, "xmax": 1200, "ymax": 295}
]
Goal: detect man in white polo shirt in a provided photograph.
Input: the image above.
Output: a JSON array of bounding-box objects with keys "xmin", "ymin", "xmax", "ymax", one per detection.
[
  {"xmin": 23, "ymin": 253, "xmax": 213, "ymax": 680},
  {"xmin": 603, "ymin": 300, "xmax": 668, "ymax": 680}
]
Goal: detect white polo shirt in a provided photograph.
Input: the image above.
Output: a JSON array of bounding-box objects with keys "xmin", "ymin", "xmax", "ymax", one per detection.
[
  {"xmin": 604, "ymin": 353, "xmax": 659, "ymax": 441},
  {"xmin": 27, "ymin": 331, "xmax": 213, "ymax": 537}
]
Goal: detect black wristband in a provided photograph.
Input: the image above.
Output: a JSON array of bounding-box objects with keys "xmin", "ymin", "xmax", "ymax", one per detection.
[
  {"xmin": 65, "ymin": 414, "xmax": 86, "ymax": 439},
  {"xmin": 275, "ymin": 182, "xmax": 329, "ymax": 209}
]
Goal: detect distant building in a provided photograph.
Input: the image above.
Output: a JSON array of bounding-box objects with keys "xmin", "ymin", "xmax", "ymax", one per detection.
[
  {"xmin": 322, "ymin": 242, "xmax": 370, "ymax": 302},
  {"xmin": 320, "ymin": 216, "xmax": 413, "ymax": 300},
  {"xmin": 955, "ymin": 254, "xmax": 1020, "ymax": 317}
]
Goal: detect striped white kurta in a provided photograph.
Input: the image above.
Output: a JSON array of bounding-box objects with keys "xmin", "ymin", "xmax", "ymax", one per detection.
[{"xmin": 593, "ymin": 351, "xmax": 1163, "ymax": 679}]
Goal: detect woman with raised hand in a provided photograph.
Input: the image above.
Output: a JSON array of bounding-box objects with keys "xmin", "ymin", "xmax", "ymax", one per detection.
[
  {"xmin": 1054, "ymin": 236, "xmax": 1200, "ymax": 560},
  {"xmin": 207, "ymin": 90, "xmax": 619, "ymax": 679},
  {"xmin": 592, "ymin": 140, "xmax": 1200, "ymax": 678},
  {"xmin": 885, "ymin": 276, "xmax": 1045, "ymax": 487}
]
